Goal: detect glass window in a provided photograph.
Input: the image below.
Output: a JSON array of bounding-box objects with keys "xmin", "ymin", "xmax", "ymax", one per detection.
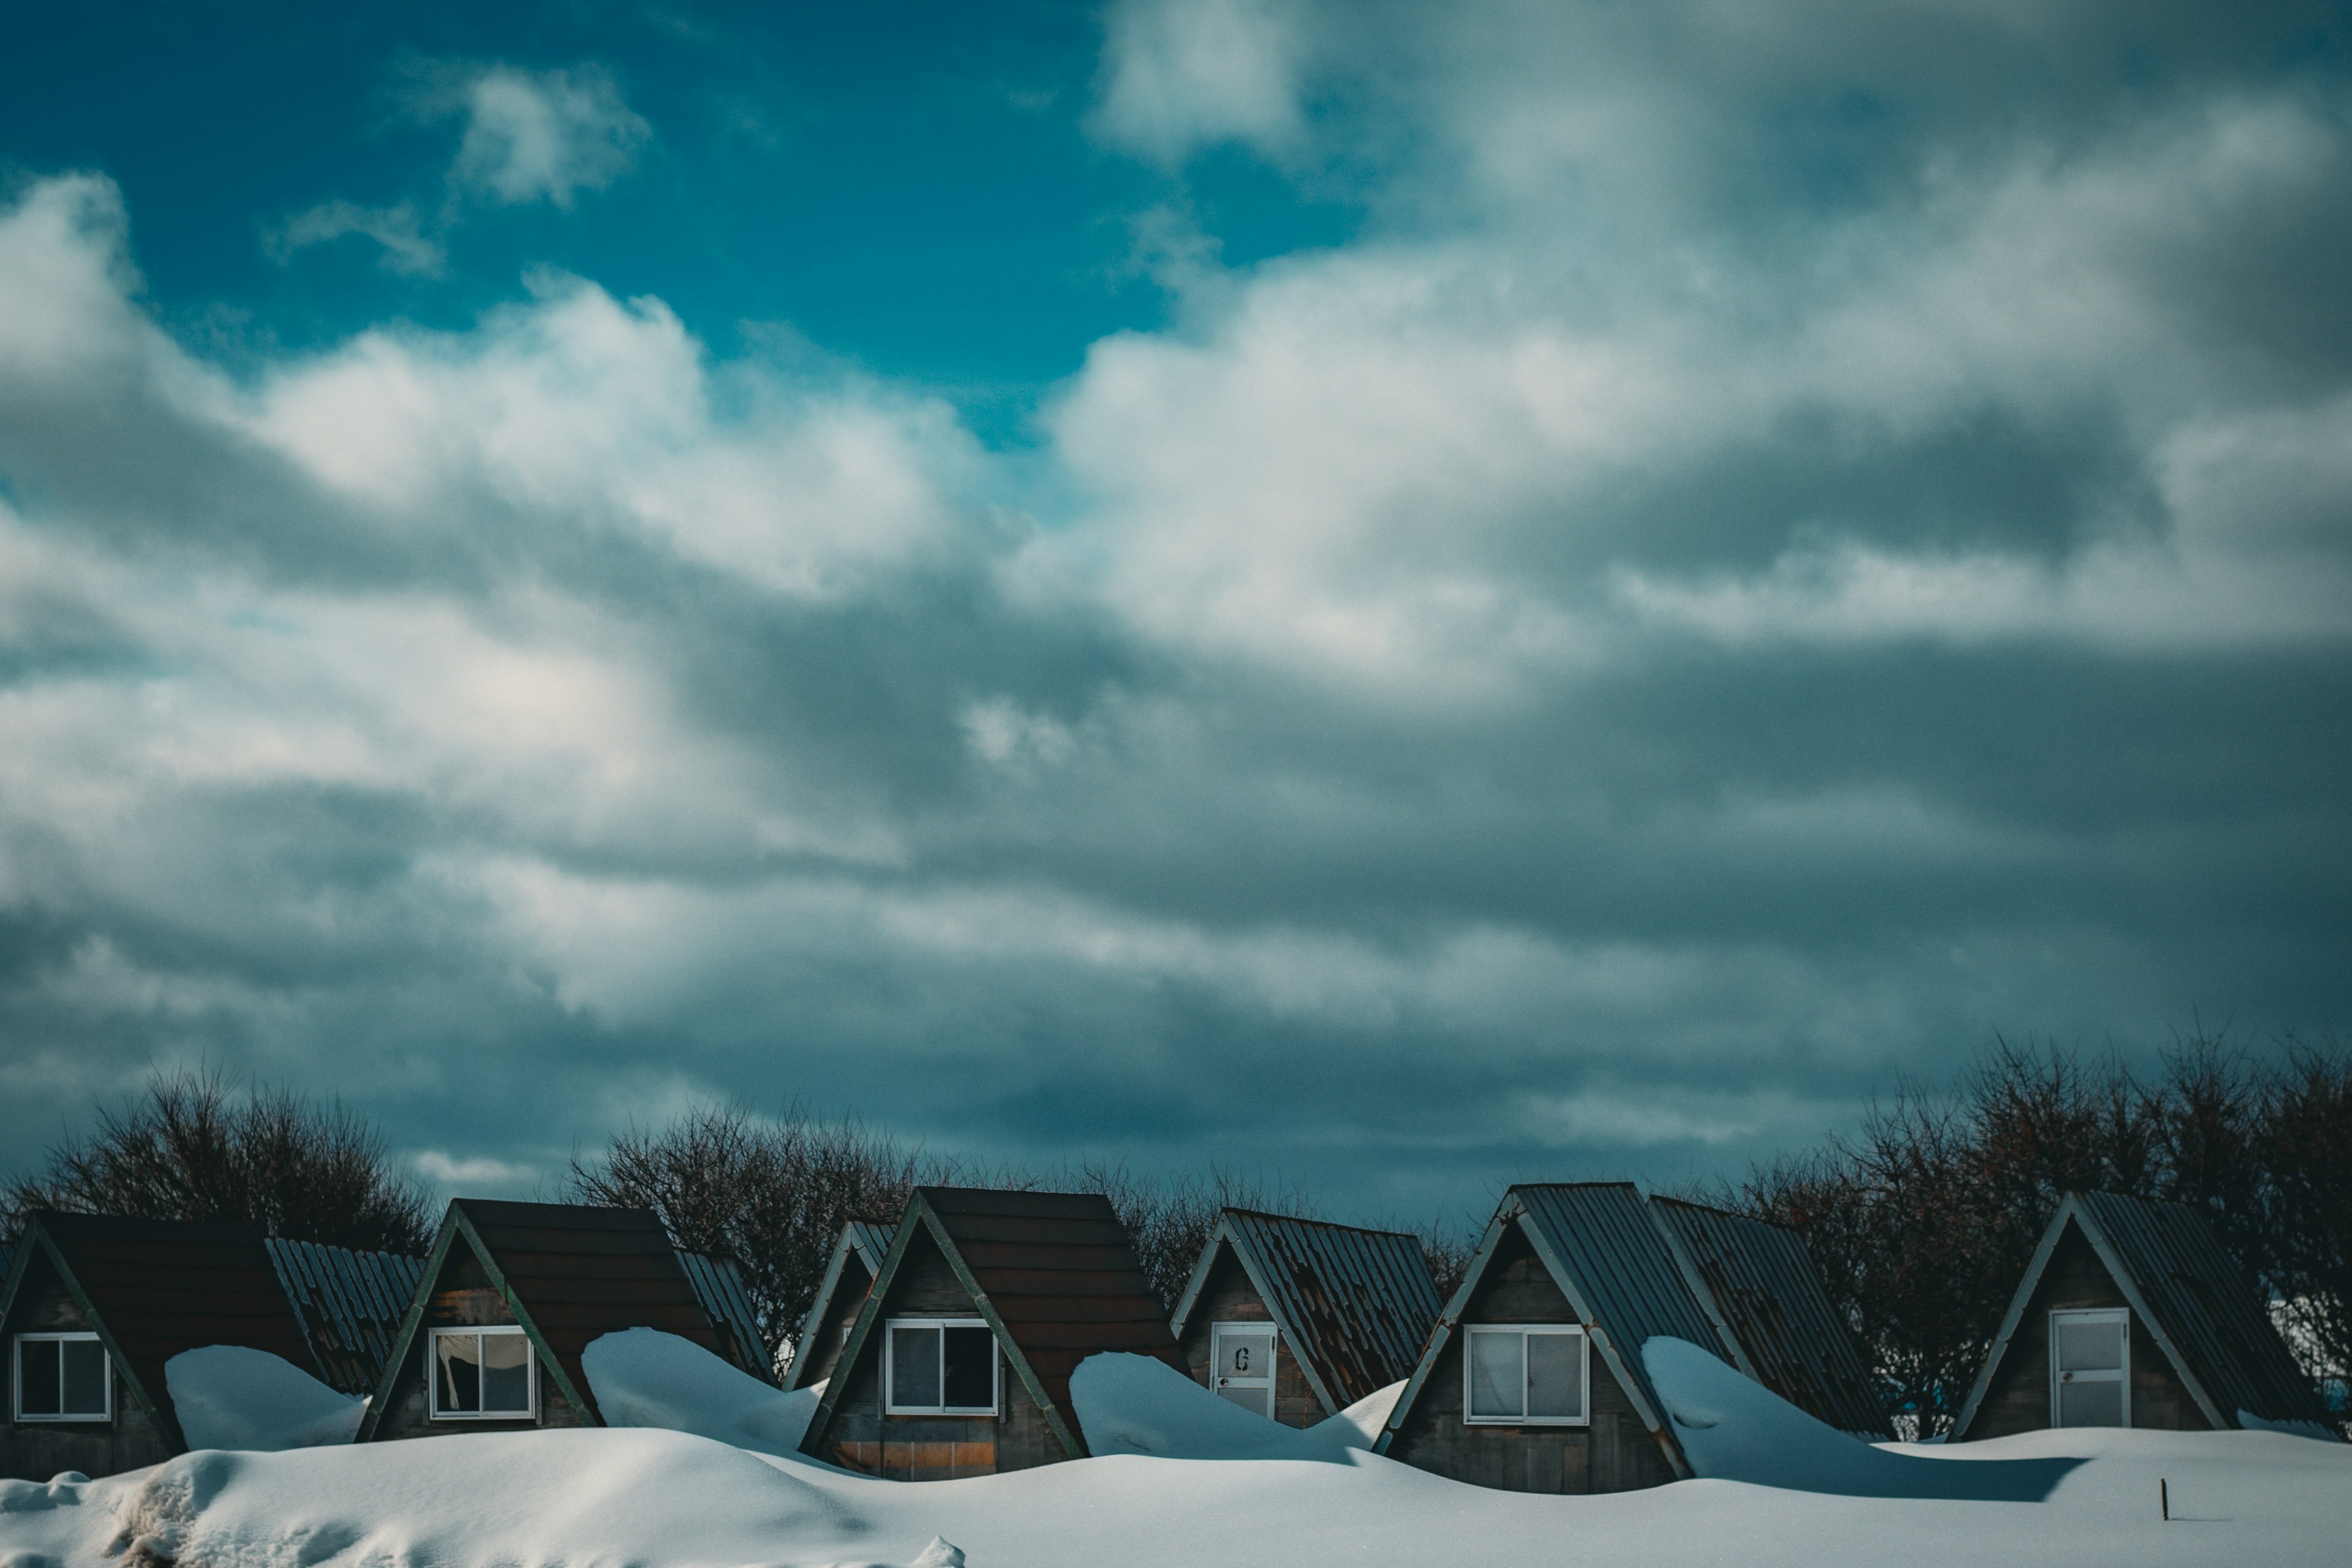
[
  {"xmin": 1527, "ymin": 1330, "xmax": 1586, "ymax": 1419},
  {"xmin": 1468, "ymin": 1328, "xmax": 1525, "ymax": 1419},
  {"xmin": 430, "ymin": 1327, "xmax": 535, "ymax": 1420},
  {"xmin": 890, "ymin": 1325, "xmax": 942, "ymax": 1408},
  {"xmin": 884, "ymin": 1318, "xmax": 997, "ymax": 1414},
  {"xmin": 1464, "ymin": 1325, "xmax": 1588, "ymax": 1425},
  {"xmin": 14, "ymin": 1333, "xmax": 111, "ymax": 1422},
  {"xmin": 942, "ymin": 1327, "xmax": 995, "ymax": 1410}
]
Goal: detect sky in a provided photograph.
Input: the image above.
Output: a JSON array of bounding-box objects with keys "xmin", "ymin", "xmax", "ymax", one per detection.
[{"xmin": 2, "ymin": 0, "xmax": 2348, "ymax": 1229}]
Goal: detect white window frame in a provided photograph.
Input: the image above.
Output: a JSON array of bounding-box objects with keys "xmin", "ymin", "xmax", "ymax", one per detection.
[
  {"xmin": 882, "ymin": 1316, "xmax": 1000, "ymax": 1416},
  {"xmin": 1462, "ymin": 1324, "xmax": 1591, "ymax": 1426},
  {"xmin": 13, "ymin": 1332, "xmax": 112, "ymax": 1422},
  {"xmin": 427, "ymin": 1325, "xmax": 538, "ymax": 1421},
  {"xmin": 2048, "ymin": 1308, "xmax": 2131, "ymax": 1429}
]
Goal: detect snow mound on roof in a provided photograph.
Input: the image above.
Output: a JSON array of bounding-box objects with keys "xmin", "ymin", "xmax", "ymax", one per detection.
[
  {"xmin": 164, "ymin": 1346, "xmax": 364, "ymax": 1451},
  {"xmin": 1069, "ymin": 1352, "xmax": 1375, "ymax": 1460},
  {"xmin": 582, "ymin": 1327, "xmax": 821, "ymax": 1458},
  {"xmin": 1642, "ymin": 1336, "xmax": 2084, "ymax": 1501}
]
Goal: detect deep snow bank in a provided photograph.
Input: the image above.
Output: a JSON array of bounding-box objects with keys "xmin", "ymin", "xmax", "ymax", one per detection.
[
  {"xmin": 163, "ymin": 1346, "xmax": 365, "ymax": 1452},
  {"xmin": 1067, "ymin": 1352, "xmax": 1394, "ymax": 1460},
  {"xmin": 3, "ymin": 1415, "xmax": 2349, "ymax": 1568},
  {"xmin": 581, "ymin": 1327, "xmax": 823, "ymax": 1458},
  {"xmin": 1642, "ymin": 1335, "xmax": 2081, "ymax": 1499}
]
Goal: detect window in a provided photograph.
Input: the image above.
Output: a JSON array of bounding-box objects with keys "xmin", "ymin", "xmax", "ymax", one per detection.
[
  {"xmin": 2049, "ymin": 1308, "xmax": 2129, "ymax": 1428},
  {"xmin": 429, "ymin": 1326, "xmax": 536, "ymax": 1420},
  {"xmin": 1464, "ymin": 1325, "xmax": 1588, "ymax": 1425},
  {"xmin": 14, "ymin": 1333, "xmax": 111, "ymax": 1422},
  {"xmin": 884, "ymin": 1318, "xmax": 998, "ymax": 1415}
]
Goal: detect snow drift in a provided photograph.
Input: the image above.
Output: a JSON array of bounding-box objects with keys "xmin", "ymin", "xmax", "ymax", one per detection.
[
  {"xmin": 581, "ymin": 1326, "xmax": 823, "ymax": 1458},
  {"xmin": 1642, "ymin": 1335, "xmax": 2082, "ymax": 1499},
  {"xmin": 1068, "ymin": 1352, "xmax": 1394, "ymax": 1461},
  {"xmin": 163, "ymin": 1346, "xmax": 365, "ymax": 1452}
]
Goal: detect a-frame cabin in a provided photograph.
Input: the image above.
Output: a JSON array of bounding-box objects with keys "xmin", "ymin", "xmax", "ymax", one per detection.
[
  {"xmin": 1376, "ymin": 1184, "xmax": 1728, "ymax": 1492},
  {"xmin": 356, "ymin": 1199, "xmax": 735, "ymax": 1441},
  {"xmin": 797, "ymin": 1188, "xmax": 1183, "ymax": 1479},
  {"xmin": 1949, "ymin": 1191, "xmax": 2337, "ymax": 1441},
  {"xmin": 1169, "ymin": 1210, "xmax": 1439, "ymax": 1425},
  {"xmin": 785, "ymin": 1218, "xmax": 897, "ymax": 1392},
  {"xmin": 2, "ymin": 1211, "xmax": 322, "ymax": 1479}
]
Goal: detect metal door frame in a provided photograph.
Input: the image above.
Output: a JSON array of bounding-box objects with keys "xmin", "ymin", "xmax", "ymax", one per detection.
[{"xmin": 2048, "ymin": 1306, "xmax": 2130, "ymax": 1428}]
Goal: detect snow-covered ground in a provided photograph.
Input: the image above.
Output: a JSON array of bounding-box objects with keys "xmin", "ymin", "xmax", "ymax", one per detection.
[{"xmin": 4, "ymin": 1331, "xmax": 2343, "ymax": 1568}]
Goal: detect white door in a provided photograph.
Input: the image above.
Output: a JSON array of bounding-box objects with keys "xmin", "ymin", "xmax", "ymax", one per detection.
[
  {"xmin": 2049, "ymin": 1308, "xmax": 2130, "ymax": 1428},
  {"xmin": 1211, "ymin": 1323, "xmax": 1276, "ymax": 1419}
]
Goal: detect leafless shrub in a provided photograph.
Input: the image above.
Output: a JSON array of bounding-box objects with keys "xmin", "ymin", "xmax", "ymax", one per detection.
[{"xmin": 4, "ymin": 1066, "xmax": 432, "ymax": 1254}]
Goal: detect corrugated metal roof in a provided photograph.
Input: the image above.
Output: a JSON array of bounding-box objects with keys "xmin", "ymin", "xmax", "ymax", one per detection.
[
  {"xmin": 1514, "ymin": 1184, "xmax": 1732, "ymax": 1433},
  {"xmin": 1182, "ymin": 1210, "xmax": 1441, "ymax": 1413},
  {"xmin": 2074, "ymin": 1191, "xmax": 2333, "ymax": 1432},
  {"xmin": 17, "ymin": 1210, "xmax": 320, "ymax": 1446},
  {"xmin": 786, "ymin": 1218, "xmax": 899, "ymax": 1390},
  {"xmin": 1648, "ymin": 1196, "xmax": 1891, "ymax": 1438},
  {"xmin": 265, "ymin": 1237, "xmax": 427, "ymax": 1396},
  {"xmin": 678, "ymin": 1248, "xmax": 773, "ymax": 1382}
]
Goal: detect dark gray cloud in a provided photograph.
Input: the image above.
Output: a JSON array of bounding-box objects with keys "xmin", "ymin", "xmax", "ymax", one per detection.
[{"xmin": 3, "ymin": 2, "xmax": 2350, "ymax": 1227}]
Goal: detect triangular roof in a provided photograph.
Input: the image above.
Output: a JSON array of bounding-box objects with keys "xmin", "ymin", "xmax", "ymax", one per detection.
[
  {"xmin": 1950, "ymin": 1191, "xmax": 2336, "ymax": 1439},
  {"xmin": 1647, "ymin": 1196, "xmax": 1892, "ymax": 1439},
  {"xmin": 0, "ymin": 1210, "xmax": 320, "ymax": 1449},
  {"xmin": 1376, "ymin": 1183, "xmax": 1733, "ymax": 1477},
  {"xmin": 356, "ymin": 1198, "xmax": 727, "ymax": 1438},
  {"xmin": 785, "ymin": 1218, "xmax": 897, "ymax": 1390},
  {"xmin": 804, "ymin": 1188, "xmax": 1182, "ymax": 1458},
  {"xmin": 1169, "ymin": 1210, "xmax": 1441, "ymax": 1415}
]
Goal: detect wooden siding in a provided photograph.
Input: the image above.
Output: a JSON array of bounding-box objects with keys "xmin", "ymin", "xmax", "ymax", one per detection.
[
  {"xmin": 1385, "ymin": 1230, "xmax": 1675, "ymax": 1494},
  {"xmin": 364, "ymin": 1243, "xmax": 591, "ymax": 1441},
  {"xmin": 813, "ymin": 1229, "xmax": 1061, "ymax": 1479},
  {"xmin": 1174, "ymin": 1243, "xmax": 1322, "ymax": 1428},
  {"xmin": 1963, "ymin": 1219, "xmax": 2212, "ymax": 1439},
  {"xmin": 1, "ymin": 1250, "xmax": 178, "ymax": 1481}
]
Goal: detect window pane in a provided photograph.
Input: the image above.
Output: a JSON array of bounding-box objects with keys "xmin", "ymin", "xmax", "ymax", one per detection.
[
  {"xmin": 2056, "ymin": 1319, "xmax": 2123, "ymax": 1372},
  {"xmin": 436, "ymin": 1333, "xmax": 483, "ymax": 1413},
  {"xmin": 942, "ymin": 1327, "xmax": 995, "ymax": 1409},
  {"xmin": 1468, "ymin": 1330, "xmax": 1524, "ymax": 1420},
  {"xmin": 891, "ymin": 1325, "xmax": 941, "ymax": 1408},
  {"xmin": 18, "ymin": 1340, "xmax": 62, "ymax": 1417},
  {"xmin": 1217, "ymin": 1329, "xmax": 1274, "ymax": 1382},
  {"xmin": 2059, "ymin": 1378, "xmax": 2123, "ymax": 1427},
  {"xmin": 481, "ymin": 1333, "xmax": 531, "ymax": 1413},
  {"xmin": 1527, "ymin": 1331, "xmax": 1584, "ymax": 1420},
  {"xmin": 62, "ymin": 1340, "xmax": 107, "ymax": 1415}
]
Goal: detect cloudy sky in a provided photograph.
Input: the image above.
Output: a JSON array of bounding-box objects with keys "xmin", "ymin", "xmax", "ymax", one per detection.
[{"xmin": 2, "ymin": 1, "xmax": 2348, "ymax": 1224}]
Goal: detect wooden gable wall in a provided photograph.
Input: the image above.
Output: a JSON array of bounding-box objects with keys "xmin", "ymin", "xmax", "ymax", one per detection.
[
  {"xmin": 365, "ymin": 1245, "xmax": 591, "ymax": 1441},
  {"xmin": 1, "ymin": 1247, "xmax": 177, "ymax": 1480},
  {"xmin": 1385, "ymin": 1226, "xmax": 1675, "ymax": 1494},
  {"xmin": 1962, "ymin": 1219, "xmax": 2211, "ymax": 1439},
  {"xmin": 1174, "ymin": 1240, "xmax": 1324, "ymax": 1427},
  {"xmin": 807, "ymin": 1227, "xmax": 1064, "ymax": 1480}
]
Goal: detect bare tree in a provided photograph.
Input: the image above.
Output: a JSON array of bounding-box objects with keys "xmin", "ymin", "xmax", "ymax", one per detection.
[
  {"xmin": 1732, "ymin": 1031, "xmax": 2351, "ymax": 1436},
  {"xmin": 4, "ymin": 1067, "xmax": 432, "ymax": 1254},
  {"xmin": 1073, "ymin": 1161, "xmax": 1320, "ymax": 1314},
  {"xmin": 568, "ymin": 1103, "xmax": 943, "ymax": 1370}
]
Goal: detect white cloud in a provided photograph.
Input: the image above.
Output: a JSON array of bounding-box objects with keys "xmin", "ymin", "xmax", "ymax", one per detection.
[
  {"xmin": 265, "ymin": 201, "xmax": 445, "ymax": 276},
  {"xmin": 1093, "ymin": 0, "xmax": 1310, "ymax": 163},
  {"xmin": 448, "ymin": 66, "xmax": 649, "ymax": 209}
]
